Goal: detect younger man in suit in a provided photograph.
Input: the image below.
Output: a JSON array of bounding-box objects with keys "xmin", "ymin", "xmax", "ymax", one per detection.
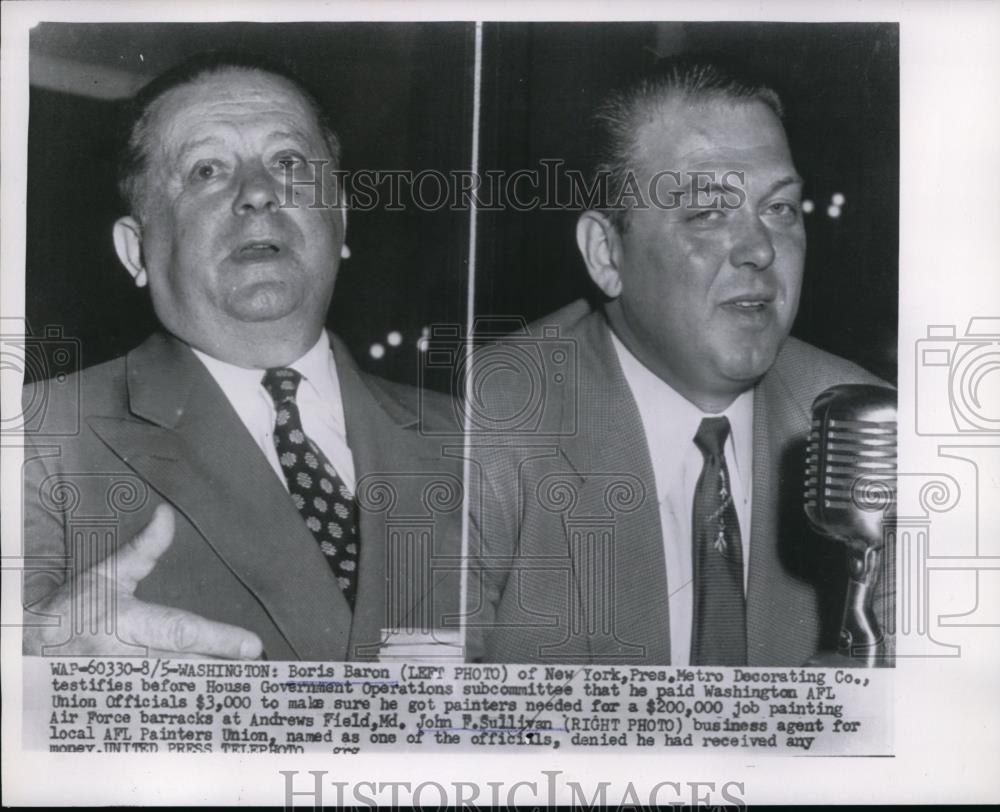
[{"xmin": 468, "ymin": 58, "xmax": 894, "ymax": 666}]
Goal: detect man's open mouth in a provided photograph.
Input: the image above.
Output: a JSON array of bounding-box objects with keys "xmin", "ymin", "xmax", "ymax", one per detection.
[
  {"xmin": 234, "ymin": 240, "xmax": 284, "ymax": 261},
  {"xmin": 721, "ymin": 295, "xmax": 773, "ymax": 312}
]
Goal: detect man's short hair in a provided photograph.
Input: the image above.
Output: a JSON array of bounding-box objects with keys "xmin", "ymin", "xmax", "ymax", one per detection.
[
  {"xmin": 591, "ymin": 55, "xmax": 784, "ymax": 232},
  {"xmin": 116, "ymin": 50, "xmax": 341, "ymax": 219}
]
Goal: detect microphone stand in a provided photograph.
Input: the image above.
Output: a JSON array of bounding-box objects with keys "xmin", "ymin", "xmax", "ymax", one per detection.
[{"xmin": 839, "ymin": 544, "xmax": 883, "ymax": 666}]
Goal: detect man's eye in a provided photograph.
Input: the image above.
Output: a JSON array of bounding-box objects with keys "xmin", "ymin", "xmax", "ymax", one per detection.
[
  {"xmin": 276, "ymin": 153, "xmax": 305, "ymax": 170},
  {"xmin": 190, "ymin": 162, "xmax": 219, "ymax": 181},
  {"xmin": 688, "ymin": 209, "xmax": 725, "ymax": 223},
  {"xmin": 767, "ymin": 201, "xmax": 799, "ymax": 217}
]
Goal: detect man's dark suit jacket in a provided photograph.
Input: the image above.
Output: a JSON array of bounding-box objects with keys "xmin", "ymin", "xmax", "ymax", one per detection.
[
  {"xmin": 22, "ymin": 331, "xmax": 463, "ymax": 661},
  {"xmin": 467, "ymin": 300, "xmax": 895, "ymax": 666}
]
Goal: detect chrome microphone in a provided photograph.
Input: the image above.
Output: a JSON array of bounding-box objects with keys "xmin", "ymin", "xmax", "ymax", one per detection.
[{"xmin": 804, "ymin": 383, "xmax": 897, "ymax": 665}]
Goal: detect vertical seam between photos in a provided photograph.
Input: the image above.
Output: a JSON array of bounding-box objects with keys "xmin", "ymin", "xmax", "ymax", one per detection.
[{"xmin": 459, "ymin": 21, "xmax": 484, "ymax": 657}]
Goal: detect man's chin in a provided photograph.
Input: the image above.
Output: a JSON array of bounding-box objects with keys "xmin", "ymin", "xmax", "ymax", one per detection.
[
  {"xmin": 717, "ymin": 342, "xmax": 783, "ymax": 388},
  {"xmin": 225, "ymin": 284, "xmax": 303, "ymax": 323}
]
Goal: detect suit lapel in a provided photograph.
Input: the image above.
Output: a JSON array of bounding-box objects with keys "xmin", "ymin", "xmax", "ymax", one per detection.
[
  {"xmin": 332, "ymin": 336, "xmax": 453, "ymax": 660},
  {"xmin": 558, "ymin": 312, "xmax": 827, "ymax": 665},
  {"xmin": 87, "ymin": 333, "xmax": 352, "ymax": 660},
  {"xmin": 558, "ymin": 312, "xmax": 671, "ymax": 664}
]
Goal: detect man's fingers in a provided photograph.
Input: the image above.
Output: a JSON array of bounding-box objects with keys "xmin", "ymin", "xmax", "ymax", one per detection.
[
  {"xmin": 34, "ymin": 504, "xmax": 265, "ymax": 659},
  {"xmin": 114, "ymin": 504, "xmax": 176, "ymax": 593},
  {"xmin": 125, "ymin": 600, "xmax": 264, "ymax": 659}
]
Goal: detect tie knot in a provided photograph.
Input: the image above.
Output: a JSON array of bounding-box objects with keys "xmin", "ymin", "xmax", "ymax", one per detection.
[
  {"xmin": 262, "ymin": 367, "xmax": 302, "ymax": 405},
  {"xmin": 694, "ymin": 416, "xmax": 731, "ymax": 459}
]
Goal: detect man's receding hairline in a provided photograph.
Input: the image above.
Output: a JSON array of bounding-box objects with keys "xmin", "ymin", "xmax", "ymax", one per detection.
[
  {"xmin": 623, "ymin": 93, "xmax": 787, "ymax": 181},
  {"xmin": 631, "ymin": 94, "xmax": 788, "ymax": 147},
  {"xmin": 632, "ymin": 90, "xmax": 783, "ymax": 132},
  {"xmin": 138, "ymin": 66, "xmax": 321, "ymax": 142}
]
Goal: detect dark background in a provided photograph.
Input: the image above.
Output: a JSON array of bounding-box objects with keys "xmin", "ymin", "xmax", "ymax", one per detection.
[
  {"xmin": 477, "ymin": 22, "xmax": 899, "ymax": 383},
  {"xmin": 26, "ymin": 22, "xmax": 474, "ymax": 387},
  {"xmin": 26, "ymin": 22, "xmax": 898, "ymax": 386}
]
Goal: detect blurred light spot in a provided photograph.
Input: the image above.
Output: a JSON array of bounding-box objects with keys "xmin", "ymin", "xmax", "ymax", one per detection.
[
  {"xmin": 369, "ymin": 343, "xmax": 385, "ymax": 360},
  {"xmin": 387, "ymin": 331, "xmax": 402, "ymax": 347},
  {"xmin": 832, "ymin": 192, "xmax": 845, "ymax": 206},
  {"xmin": 417, "ymin": 337, "xmax": 429, "ymax": 353},
  {"xmin": 827, "ymin": 205, "xmax": 841, "ymax": 219},
  {"xmin": 801, "ymin": 199, "xmax": 814, "ymax": 214}
]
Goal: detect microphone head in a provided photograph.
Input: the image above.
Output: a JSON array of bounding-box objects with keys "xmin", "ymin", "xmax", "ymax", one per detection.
[{"xmin": 804, "ymin": 383, "xmax": 897, "ymax": 551}]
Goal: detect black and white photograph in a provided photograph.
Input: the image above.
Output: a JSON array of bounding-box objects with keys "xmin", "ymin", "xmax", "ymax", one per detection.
[
  {"xmin": 464, "ymin": 22, "xmax": 899, "ymax": 669},
  {"xmin": 1, "ymin": 0, "xmax": 997, "ymax": 807},
  {"xmin": 19, "ymin": 19, "xmax": 474, "ymax": 666}
]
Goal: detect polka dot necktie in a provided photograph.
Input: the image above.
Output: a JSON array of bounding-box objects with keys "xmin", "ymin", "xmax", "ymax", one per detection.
[
  {"xmin": 262, "ymin": 367, "xmax": 359, "ymax": 609},
  {"xmin": 690, "ymin": 416, "xmax": 747, "ymax": 666}
]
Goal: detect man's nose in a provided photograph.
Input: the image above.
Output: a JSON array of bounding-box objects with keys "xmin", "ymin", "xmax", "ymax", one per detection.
[
  {"xmin": 729, "ymin": 215, "xmax": 776, "ymax": 271},
  {"xmin": 232, "ymin": 163, "xmax": 279, "ymax": 215}
]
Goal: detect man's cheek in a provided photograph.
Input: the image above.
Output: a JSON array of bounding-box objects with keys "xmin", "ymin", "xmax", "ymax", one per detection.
[
  {"xmin": 774, "ymin": 227, "xmax": 806, "ymax": 257},
  {"xmin": 675, "ymin": 233, "xmax": 731, "ymax": 276}
]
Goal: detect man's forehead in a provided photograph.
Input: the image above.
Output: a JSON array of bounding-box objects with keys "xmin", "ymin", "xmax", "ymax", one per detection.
[
  {"xmin": 148, "ymin": 68, "xmax": 320, "ymax": 140},
  {"xmin": 633, "ymin": 97, "xmax": 795, "ymax": 174}
]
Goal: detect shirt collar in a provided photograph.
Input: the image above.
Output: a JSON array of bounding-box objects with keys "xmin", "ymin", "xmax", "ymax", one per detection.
[
  {"xmin": 190, "ymin": 343, "xmax": 270, "ymax": 406},
  {"xmin": 288, "ymin": 331, "xmax": 340, "ymax": 406},
  {"xmin": 190, "ymin": 332, "xmax": 346, "ymax": 431},
  {"xmin": 609, "ymin": 330, "xmax": 753, "ymax": 479}
]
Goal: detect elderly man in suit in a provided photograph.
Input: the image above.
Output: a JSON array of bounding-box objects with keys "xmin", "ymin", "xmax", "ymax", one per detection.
[
  {"xmin": 22, "ymin": 53, "xmax": 461, "ymax": 661},
  {"xmin": 468, "ymin": 58, "xmax": 894, "ymax": 666}
]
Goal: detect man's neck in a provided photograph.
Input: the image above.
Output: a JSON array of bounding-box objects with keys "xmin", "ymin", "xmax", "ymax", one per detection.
[
  {"xmin": 181, "ymin": 326, "xmax": 326, "ymax": 370},
  {"xmin": 603, "ymin": 307, "xmax": 749, "ymax": 414}
]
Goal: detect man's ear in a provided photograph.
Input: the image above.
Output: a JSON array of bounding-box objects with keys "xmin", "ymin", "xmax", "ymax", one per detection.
[
  {"xmin": 576, "ymin": 210, "xmax": 624, "ymax": 299},
  {"xmin": 112, "ymin": 216, "xmax": 148, "ymax": 288}
]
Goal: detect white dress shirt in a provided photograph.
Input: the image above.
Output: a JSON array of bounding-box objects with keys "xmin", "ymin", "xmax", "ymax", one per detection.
[
  {"xmin": 610, "ymin": 332, "xmax": 753, "ymax": 666},
  {"xmin": 191, "ymin": 332, "xmax": 356, "ymax": 494}
]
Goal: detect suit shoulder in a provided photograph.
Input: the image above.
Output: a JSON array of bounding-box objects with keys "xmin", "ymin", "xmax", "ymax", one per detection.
[
  {"xmin": 360, "ymin": 372, "xmax": 461, "ymax": 433},
  {"xmin": 524, "ymin": 298, "xmax": 595, "ymax": 338},
  {"xmin": 773, "ymin": 337, "xmax": 891, "ymax": 400},
  {"xmin": 469, "ymin": 300, "xmax": 595, "ymax": 414},
  {"xmin": 21, "ymin": 354, "xmax": 128, "ymax": 434}
]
